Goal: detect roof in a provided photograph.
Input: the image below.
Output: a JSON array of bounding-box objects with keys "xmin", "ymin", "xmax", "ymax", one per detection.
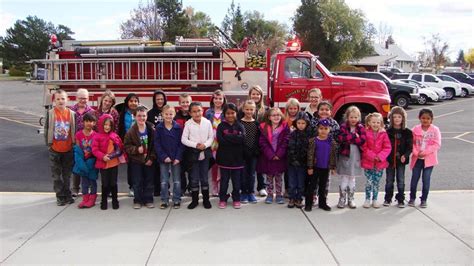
[
  {"xmin": 349, "ymin": 55, "xmax": 397, "ymax": 66},
  {"xmin": 373, "ymin": 43, "xmax": 415, "ymax": 62}
]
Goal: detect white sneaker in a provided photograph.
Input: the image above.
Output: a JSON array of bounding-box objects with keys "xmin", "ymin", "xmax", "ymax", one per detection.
[
  {"xmin": 128, "ymin": 190, "xmax": 134, "ymax": 197},
  {"xmin": 363, "ymin": 200, "xmax": 371, "ymax": 208},
  {"xmin": 372, "ymin": 201, "xmax": 381, "ymax": 208},
  {"xmin": 259, "ymin": 189, "xmax": 268, "ymax": 197}
]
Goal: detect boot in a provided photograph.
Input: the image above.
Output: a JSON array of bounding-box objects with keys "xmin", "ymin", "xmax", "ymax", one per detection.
[
  {"xmin": 111, "ymin": 186, "xmax": 119, "ymax": 209},
  {"xmin": 304, "ymin": 193, "xmax": 313, "ymax": 211},
  {"xmin": 347, "ymin": 186, "xmax": 356, "ymax": 209},
  {"xmin": 188, "ymin": 191, "xmax": 199, "ymax": 209},
  {"xmin": 202, "ymin": 189, "xmax": 212, "ymax": 209},
  {"xmin": 78, "ymin": 194, "xmax": 90, "ymax": 209},
  {"xmin": 337, "ymin": 186, "xmax": 347, "ymax": 208},
  {"xmin": 318, "ymin": 195, "xmax": 331, "ymax": 211},
  {"xmin": 100, "ymin": 187, "xmax": 108, "ymax": 210},
  {"xmin": 85, "ymin": 194, "xmax": 97, "ymax": 208}
]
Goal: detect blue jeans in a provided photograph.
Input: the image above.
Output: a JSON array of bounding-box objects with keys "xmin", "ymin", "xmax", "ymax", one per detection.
[
  {"xmin": 385, "ymin": 165, "xmax": 406, "ymax": 203},
  {"xmin": 410, "ymin": 159, "xmax": 434, "ymax": 201},
  {"xmin": 220, "ymin": 168, "xmax": 242, "ymax": 202},
  {"xmin": 160, "ymin": 162, "xmax": 181, "ymax": 203},
  {"xmin": 241, "ymin": 157, "xmax": 257, "ymax": 195},
  {"xmin": 288, "ymin": 165, "xmax": 306, "ymax": 200},
  {"xmin": 81, "ymin": 177, "xmax": 97, "ymax": 195},
  {"xmin": 130, "ymin": 162, "xmax": 155, "ymax": 204},
  {"xmin": 190, "ymin": 158, "xmax": 209, "ymax": 191}
]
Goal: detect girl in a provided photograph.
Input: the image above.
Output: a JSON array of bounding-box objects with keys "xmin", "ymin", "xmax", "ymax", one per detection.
[
  {"xmin": 92, "ymin": 114, "xmax": 125, "ymax": 210},
  {"xmin": 216, "ymin": 103, "xmax": 245, "ymax": 209},
  {"xmin": 306, "ymin": 119, "xmax": 337, "ymax": 211},
  {"xmin": 408, "ymin": 108, "xmax": 441, "ymax": 208},
  {"xmin": 239, "ymin": 100, "xmax": 260, "ymax": 204},
  {"xmin": 94, "ymin": 90, "xmax": 119, "ymax": 133},
  {"xmin": 205, "ymin": 89, "xmax": 227, "ymax": 197},
  {"xmin": 155, "ymin": 105, "xmax": 184, "ymax": 209},
  {"xmin": 336, "ymin": 106, "xmax": 366, "ymax": 209},
  {"xmin": 385, "ymin": 106, "xmax": 412, "ymax": 208},
  {"xmin": 285, "ymin": 98, "xmax": 301, "ymax": 132},
  {"xmin": 287, "ymin": 112, "xmax": 310, "ymax": 208},
  {"xmin": 70, "ymin": 88, "xmax": 94, "ymax": 196},
  {"xmin": 181, "ymin": 102, "xmax": 214, "ymax": 209},
  {"xmin": 361, "ymin": 113, "xmax": 391, "ymax": 208},
  {"xmin": 305, "ymin": 88, "xmax": 322, "ymax": 120},
  {"xmin": 257, "ymin": 107, "xmax": 290, "ymax": 204}
]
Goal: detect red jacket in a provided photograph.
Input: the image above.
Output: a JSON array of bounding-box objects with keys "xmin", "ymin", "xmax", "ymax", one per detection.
[
  {"xmin": 92, "ymin": 114, "xmax": 125, "ymax": 169},
  {"xmin": 361, "ymin": 129, "xmax": 391, "ymax": 170}
]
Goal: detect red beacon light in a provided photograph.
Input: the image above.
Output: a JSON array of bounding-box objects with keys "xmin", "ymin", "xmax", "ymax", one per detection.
[
  {"xmin": 285, "ymin": 39, "xmax": 301, "ymax": 52},
  {"xmin": 50, "ymin": 34, "xmax": 58, "ymax": 47}
]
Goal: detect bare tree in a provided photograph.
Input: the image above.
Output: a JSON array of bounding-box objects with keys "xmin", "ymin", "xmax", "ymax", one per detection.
[
  {"xmin": 120, "ymin": 0, "xmax": 162, "ymax": 40},
  {"xmin": 376, "ymin": 22, "xmax": 393, "ymax": 45}
]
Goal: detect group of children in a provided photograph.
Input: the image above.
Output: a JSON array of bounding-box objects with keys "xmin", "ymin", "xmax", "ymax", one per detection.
[{"xmin": 45, "ymin": 86, "xmax": 441, "ymax": 212}]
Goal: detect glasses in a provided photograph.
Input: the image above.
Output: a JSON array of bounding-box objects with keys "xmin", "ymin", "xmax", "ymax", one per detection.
[{"xmin": 270, "ymin": 114, "xmax": 280, "ymax": 117}]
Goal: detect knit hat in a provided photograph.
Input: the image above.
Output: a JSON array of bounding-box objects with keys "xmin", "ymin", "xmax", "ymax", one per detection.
[{"xmin": 317, "ymin": 118, "xmax": 331, "ymax": 127}]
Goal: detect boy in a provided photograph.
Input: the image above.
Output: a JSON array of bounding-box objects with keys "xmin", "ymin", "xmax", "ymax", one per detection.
[
  {"xmin": 174, "ymin": 93, "xmax": 192, "ymax": 194},
  {"xmin": 45, "ymin": 89, "xmax": 76, "ymax": 206},
  {"xmin": 181, "ymin": 102, "xmax": 214, "ymax": 209},
  {"xmin": 124, "ymin": 106, "xmax": 156, "ymax": 209}
]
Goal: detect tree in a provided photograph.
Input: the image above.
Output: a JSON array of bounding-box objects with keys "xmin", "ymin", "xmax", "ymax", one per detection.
[
  {"xmin": 155, "ymin": 0, "xmax": 190, "ymax": 42},
  {"xmin": 0, "ymin": 16, "xmax": 74, "ymax": 69},
  {"xmin": 221, "ymin": 0, "xmax": 246, "ymax": 47},
  {"xmin": 243, "ymin": 11, "xmax": 288, "ymax": 54},
  {"xmin": 465, "ymin": 48, "xmax": 474, "ymax": 70},
  {"xmin": 376, "ymin": 22, "xmax": 393, "ymax": 45},
  {"xmin": 120, "ymin": 0, "xmax": 162, "ymax": 40},
  {"xmin": 185, "ymin": 7, "xmax": 216, "ymax": 38},
  {"xmin": 421, "ymin": 33, "xmax": 449, "ymax": 72},
  {"xmin": 386, "ymin": 35, "xmax": 395, "ymax": 45},
  {"xmin": 293, "ymin": 0, "xmax": 374, "ymax": 68},
  {"xmin": 454, "ymin": 49, "xmax": 465, "ymax": 67}
]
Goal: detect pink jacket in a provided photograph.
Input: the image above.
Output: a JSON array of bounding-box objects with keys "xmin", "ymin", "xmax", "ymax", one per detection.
[
  {"xmin": 92, "ymin": 114, "xmax": 124, "ymax": 169},
  {"xmin": 361, "ymin": 129, "xmax": 392, "ymax": 170},
  {"xmin": 410, "ymin": 124, "xmax": 441, "ymax": 169}
]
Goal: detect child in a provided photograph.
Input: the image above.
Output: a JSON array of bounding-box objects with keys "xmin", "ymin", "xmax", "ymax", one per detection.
[
  {"xmin": 306, "ymin": 119, "xmax": 337, "ymax": 211},
  {"xmin": 239, "ymin": 100, "xmax": 260, "ymax": 204},
  {"xmin": 408, "ymin": 108, "xmax": 441, "ymax": 208},
  {"xmin": 216, "ymin": 103, "xmax": 245, "ymax": 209},
  {"xmin": 205, "ymin": 89, "xmax": 227, "ymax": 197},
  {"xmin": 94, "ymin": 90, "xmax": 119, "ymax": 133},
  {"xmin": 155, "ymin": 105, "xmax": 184, "ymax": 209},
  {"xmin": 336, "ymin": 106, "xmax": 366, "ymax": 209},
  {"xmin": 285, "ymin": 98, "xmax": 301, "ymax": 132},
  {"xmin": 174, "ymin": 93, "xmax": 192, "ymax": 194},
  {"xmin": 92, "ymin": 114, "xmax": 124, "ymax": 210},
  {"xmin": 287, "ymin": 112, "xmax": 311, "ymax": 208},
  {"xmin": 384, "ymin": 106, "xmax": 412, "ymax": 208},
  {"xmin": 257, "ymin": 107, "xmax": 290, "ymax": 204},
  {"xmin": 44, "ymin": 89, "xmax": 76, "ymax": 206},
  {"xmin": 147, "ymin": 90, "xmax": 167, "ymax": 197},
  {"xmin": 124, "ymin": 106, "xmax": 157, "ymax": 209},
  {"xmin": 305, "ymin": 88, "xmax": 322, "ymax": 120},
  {"xmin": 74, "ymin": 113, "xmax": 99, "ymax": 208},
  {"xmin": 118, "ymin": 93, "xmax": 140, "ymax": 197},
  {"xmin": 361, "ymin": 113, "xmax": 391, "ymax": 208},
  {"xmin": 70, "ymin": 88, "xmax": 94, "ymax": 197},
  {"xmin": 181, "ymin": 102, "xmax": 214, "ymax": 209}
]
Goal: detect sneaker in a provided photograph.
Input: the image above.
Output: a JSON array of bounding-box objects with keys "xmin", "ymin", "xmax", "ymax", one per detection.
[
  {"xmin": 218, "ymin": 201, "xmax": 227, "ymax": 209},
  {"xmin": 397, "ymin": 201, "xmax": 405, "ymax": 208},
  {"xmin": 265, "ymin": 196, "xmax": 273, "ymax": 204},
  {"xmin": 233, "ymin": 201, "xmax": 241, "ymax": 209},
  {"xmin": 295, "ymin": 200, "xmax": 303, "ymax": 209},
  {"xmin": 383, "ymin": 200, "xmax": 391, "ymax": 207},
  {"xmin": 173, "ymin": 202, "xmax": 181, "ymax": 209},
  {"xmin": 259, "ymin": 189, "xmax": 268, "ymax": 197},
  {"xmin": 240, "ymin": 194, "xmax": 249, "ymax": 204},
  {"xmin": 319, "ymin": 205, "xmax": 331, "ymax": 211},
  {"xmin": 372, "ymin": 201, "xmax": 381, "ymax": 208},
  {"xmin": 408, "ymin": 199, "xmax": 415, "ymax": 207},
  {"xmin": 420, "ymin": 201, "xmax": 427, "ymax": 208},
  {"xmin": 160, "ymin": 203, "xmax": 168, "ymax": 209},
  {"xmin": 128, "ymin": 190, "xmax": 134, "ymax": 197},
  {"xmin": 65, "ymin": 197, "xmax": 75, "ymax": 204},
  {"xmin": 275, "ymin": 195, "xmax": 284, "ymax": 204},
  {"xmin": 287, "ymin": 199, "xmax": 295, "ymax": 208},
  {"xmin": 248, "ymin": 194, "xmax": 258, "ymax": 204},
  {"xmin": 56, "ymin": 199, "xmax": 66, "ymax": 206},
  {"xmin": 133, "ymin": 203, "xmax": 142, "ymax": 209},
  {"xmin": 363, "ymin": 200, "xmax": 371, "ymax": 208},
  {"xmin": 145, "ymin": 203, "xmax": 155, "ymax": 209}
]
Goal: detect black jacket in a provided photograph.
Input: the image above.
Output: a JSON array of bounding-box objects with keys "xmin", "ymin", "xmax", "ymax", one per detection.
[
  {"xmin": 386, "ymin": 127, "xmax": 413, "ymax": 167},
  {"xmin": 288, "ymin": 129, "xmax": 310, "ymax": 167},
  {"xmin": 216, "ymin": 121, "xmax": 245, "ymax": 168},
  {"xmin": 147, "ymin": 90, "xmax": 167, "ymax": 127}
]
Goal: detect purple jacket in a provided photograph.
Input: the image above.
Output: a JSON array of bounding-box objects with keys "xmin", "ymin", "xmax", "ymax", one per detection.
[{"xmin": 256, "ymin": 122, "xmax": 290, "ymax": 175}]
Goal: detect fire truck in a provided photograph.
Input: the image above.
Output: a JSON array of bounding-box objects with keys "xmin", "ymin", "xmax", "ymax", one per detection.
[{"xmin": 29, "ymin": 36, "xmax": 391, "ymax": 121}]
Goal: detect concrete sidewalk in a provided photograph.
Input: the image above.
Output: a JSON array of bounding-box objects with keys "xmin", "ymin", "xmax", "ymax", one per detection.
[{"xmin": 0, "ymin": 191, "xmax": 473, "ymax": 265}]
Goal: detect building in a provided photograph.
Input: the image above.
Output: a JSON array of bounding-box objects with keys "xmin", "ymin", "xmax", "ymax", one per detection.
[{"xmin": 349, "ymin": 42, "xmax": 416, "ymax": 72}]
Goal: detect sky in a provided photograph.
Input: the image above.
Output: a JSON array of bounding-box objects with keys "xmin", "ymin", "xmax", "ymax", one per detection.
[{"xmin": 1, "ymin": 0, "xmax": 473, "ymax": 60}]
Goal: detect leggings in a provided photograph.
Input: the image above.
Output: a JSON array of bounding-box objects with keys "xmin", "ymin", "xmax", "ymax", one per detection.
[{"xmin": 364, "ymin": 169, "xmax": 383, "ymax": 200}]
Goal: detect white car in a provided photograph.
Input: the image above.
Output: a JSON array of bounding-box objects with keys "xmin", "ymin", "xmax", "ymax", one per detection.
[
  {"xmin": 395, "ymin": 79, "xmax": 446, "ymax": 101},
  {"xmin": 392, "ymin": 73, "xmax": 462, "ymax": 100},
  {"xmin": 417, "ymin": 87, "xmax": 439, "ymax": 104},
  {"xmin": 437, "ymin": 74, "xmax": 474, "ymax": 97}
]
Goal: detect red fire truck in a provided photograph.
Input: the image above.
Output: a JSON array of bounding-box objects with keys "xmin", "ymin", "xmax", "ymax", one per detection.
[{"xmin": 30, "ymin": 37, "xmax": 391, "ymax": 121}]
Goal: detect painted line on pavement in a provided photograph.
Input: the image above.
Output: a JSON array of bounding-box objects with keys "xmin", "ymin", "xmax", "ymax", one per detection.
[
  {"xmin": 408, "ymin": 110, "xmax": 464, "ymax": 122},
  {"xmin": 0, "ymin": 116, "xmax": 42, "ymax": 128},
  {"xmin": 406, "ymin": 98, "xmax": 474, "ymax": 112}
]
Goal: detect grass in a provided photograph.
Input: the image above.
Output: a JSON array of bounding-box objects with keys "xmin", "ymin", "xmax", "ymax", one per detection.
[{"xmin": 0, "ymin": 74, "xmax": 27, "ymax": 81}]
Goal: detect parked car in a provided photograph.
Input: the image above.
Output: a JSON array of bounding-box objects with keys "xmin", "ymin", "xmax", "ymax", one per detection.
[
  {"xmin": 395, "ymin": 79, "xmax": 446, "ymax": 101},
  {"xmin": 333, "ymin": 71, "xmax": 419, "ymax": 109},
  {"xmin": 468, "ymin": 73, "xmax": 474, "ymax": 79},
  {"xmin": 437, "ymin": 74, "xmax": 473, "ymax": 97},
  {"xmin": 441, "ymin": 71, "xmax": 474, "ymax": 86},
  {"xmin": 393, "ymin": 80, "xmax": 439, "ymax": 104},
  {"xmin": 392, "ymin": 73, "xmax": 462, "ymax": 100}
]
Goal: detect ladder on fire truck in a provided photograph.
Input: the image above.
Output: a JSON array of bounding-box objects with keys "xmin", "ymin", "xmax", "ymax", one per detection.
[{"xmin": 28, "ymin": 39, "xmax": 224, "ymax": 86}]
